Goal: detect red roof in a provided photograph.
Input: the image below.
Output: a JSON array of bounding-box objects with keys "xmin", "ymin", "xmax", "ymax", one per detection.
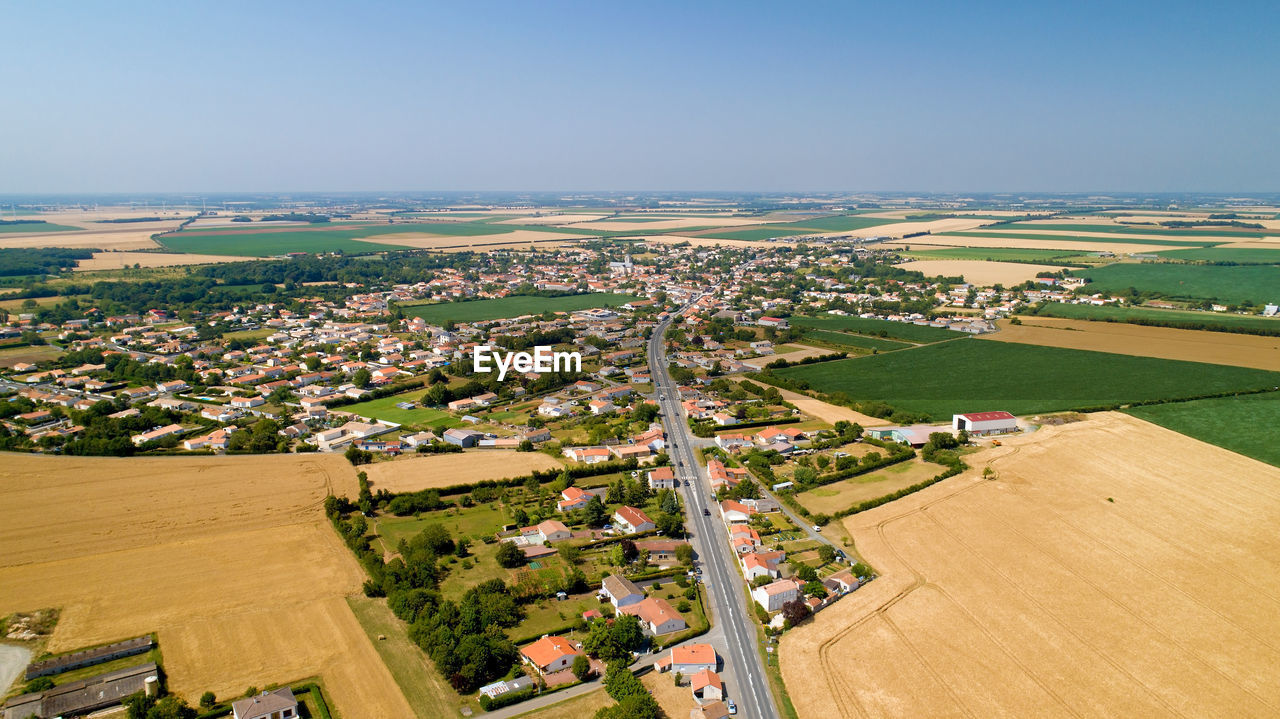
[
  {"xmin": 615, "ymin": 505, "xmax": 654, "ymax": 528},
  {"xmin": 521, "ymin": 635, "xmax": 580, "ymax": 668},
  {"xmin": 960, "ymin": 411, "xmax": 1015, "ymax": 421}
]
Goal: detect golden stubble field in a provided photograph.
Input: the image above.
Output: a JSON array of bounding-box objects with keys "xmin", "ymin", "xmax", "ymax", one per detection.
[
  {"xmin": 0, "ymin": 453, "xmax": 416, "ymax": 719},
  {"xmin": 360, "ymin": 450, "xmax": 563, "ymax": 494},
  {"xmin": 983, "ymin": 317, "xmax": 1280, "ymax": 371},
  {"xmin": 781, "ymin": 412, "xmax": 1280, "ymax": 718},
  {"xmin": 893, "ymin": 258, "xmax": 1070, "ymax": 285}
]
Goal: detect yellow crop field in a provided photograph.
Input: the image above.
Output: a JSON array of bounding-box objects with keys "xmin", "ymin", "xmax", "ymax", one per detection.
[
  {"xmin": 0, "ymin": 453, "xmax": 416, "ymax": 719},
  {"xmin": 781, "ymin": 412, "xmax": 1280, "ymax": 718}
]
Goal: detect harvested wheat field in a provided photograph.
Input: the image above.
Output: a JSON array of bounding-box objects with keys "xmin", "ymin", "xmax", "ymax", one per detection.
[
  {"xmin": 361, "ymin": 450, "xmax": 563, "ymax": 493},
  {"xmin": 894, "ymin": 259, "xmax": 1068, "ymax": 286},
  {"xmin": 0, "ymin": 227, "xmax": 166, "ymax": 251},
  {"xmin": 0, "ymin": 453, "xmax": 416, "ymax": 719},
  {"xmin": 575, "ymin": 217, "xmax": 761, "ymax": 231},
  {"xmin": 781, "ymin": 412, "xmax": 1280, "ymax": 718},
  {"xmin": 771, "ymin": 387, "xmax": 889, "ymax": 427},
  {"xmin": 74, "ymin": 251, "xmax": 256, "ymax": 270},
  {"xmin": 983, "ymin": 317, "xmax": 1280, "ymax": 371},
  {"xmin": 640, "ymin": 234, "xmax": 770, "ymax": 249},
  {"xmin": 494, "ymin": 213, "xmax": 609, "ymax": 225}
]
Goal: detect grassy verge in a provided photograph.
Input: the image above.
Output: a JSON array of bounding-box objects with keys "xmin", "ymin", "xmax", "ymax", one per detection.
[{"xmin": 345, "ymin": 595, "xmax": 477, "ymax": 718}]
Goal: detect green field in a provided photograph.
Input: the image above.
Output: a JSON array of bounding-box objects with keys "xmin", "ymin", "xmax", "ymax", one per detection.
[
  {"xmin": 901, "ymin": 247, "xmax": 1092, "ymax": 264},
  {"xmin": 157, "ymin": 221, "xmax": 569, "ymax": 256},
  {"xmin": 774, "ymin": 339, "xmax": 1280, "ymax": 420},
  {"xmin": 0, "ymin": 222, "xmax": 82, "ymax": 233},
  {"xmin": 941, "ymin": 231, "xmax": 1218, "ymax": 248},
  {"xmin": 994, "ymin": 222, "xmax": 1272, "ymax": 239},
  {"xmin": 781, "ymin": 215, "xmax": 909, "ymax": 232},
  {"xmin": 694, "ymin": 225, "xmax": 826, "ymax": 241},
  {"xmin": 343, "ymin": 388, "xmax": 463, "ymax": 428},
  {"xmin": 798, "ymin": 328, "xmax": 913, "ymax": 352},
  {"xmin": 1025, "ymin": 302, "xmax": 1280, "ymax": 334},
  {"xmin": 1070, "ymin": 263, "xmax": 1280, "ymax": 305},
  {"xmin": 1154, "ymin": 247, "xmax": 1280, "ymax": 264},
  {"xmin": 403, "ymin": 293, "xmax": 639, "ymax": 324},
  {"xmin": 790, "ymin": 315, "xmax": 961, "ymax": 344},
  {"xmin": 1125, "ymin": 393, "xmax": 1280, "ymax": 468}
]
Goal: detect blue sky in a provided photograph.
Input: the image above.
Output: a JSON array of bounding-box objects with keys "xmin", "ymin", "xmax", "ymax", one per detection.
[{"xmin": 2, "ymin": 1, "xmax": 1277, "ymax": 192}]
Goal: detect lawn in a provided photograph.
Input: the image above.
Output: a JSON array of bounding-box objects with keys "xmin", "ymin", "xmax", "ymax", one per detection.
[
  {"xmin": 0, "ymin": 222, "xmax": 82, "ymax": 233},
  {"xmin": 0, "ymin": 344, "xmax": 63, "ymax": 368},
  {"xmin": 346, "ymin": 596, "xmax": 476, "ymax": 719},
  {"xmin": 774, "ymin": 339, "xmax": 1280, "ymax": 420},
  {"xmin": 1155, "ymin": 247, "xmax": 1280, "ymax": 264},
  {"xmin": 511, "ymin": 688, "xmax": 613, "ymax": 719},
  {"xmin": 1069, "ymin": 263, "xmax": 1280, "ymax": 306},
  {"xmin": 375, "ymin": 503, "xmax": 512, "ymax": 548},
  {"xmin": 794, "ymin": 458, "xmax": 946, "ymax": 515},
  {"xmin": 1125, "ymin": 393, "xmax": 1280, "ymax": 469},
  {"xmin": 798, "ymin": 329, "xmax": 913, "ymax": 352},
  {"xmin": 343, "ymin": 389, "xmax": 462, "ymax": 428},
  {"xmin": 403, "ymin": 293, "xmax": 639, "ymax": 324},
  {"xmin": 789, "ymin": 315, "xmax": 961, "ymax": 344},
  {"xmin": 901, "ymin": 247, "xmax": 1092, "ymax": 264},
  {"xmin": 1024, "ymin": 302, "xmax": 1280, "ymax": 335}
]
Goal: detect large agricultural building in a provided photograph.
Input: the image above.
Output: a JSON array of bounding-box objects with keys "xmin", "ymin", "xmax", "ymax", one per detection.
[{"xmin": 952, "ymin": 411, "xmax": 1018, "ymax": 435}]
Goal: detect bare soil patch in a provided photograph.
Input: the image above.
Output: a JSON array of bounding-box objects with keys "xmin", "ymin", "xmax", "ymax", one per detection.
[
  {"xmin": 361, "ymin": 450, "xmax": 563, "ymax": 494},
  {"xmin": 893, "ymin": 259, "xmax": 1069, "ymax": 286},
  {"xmin": 770, "ymin": 387, "xmax": 890, "ymax": 427},
  {"xmin": 984, "ymin": 317, "xmax": 1280, "ymax": 371},
  {"xmin": 741, "ymin": 344, "xmax": 832, "ymax": 369},
  {"xmin": 781, "ymin": 412, "xmax": 1280, "ymax": 718},
  {"xmin": 0, "ymin": 453, "xmax": 414, "ymax": 719}
]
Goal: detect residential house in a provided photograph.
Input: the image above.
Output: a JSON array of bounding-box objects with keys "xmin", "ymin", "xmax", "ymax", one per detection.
[
  {"xmin": 691, "ymin": 669, "xmax": 723, "ymax": 701},
  {"xmin": 666, "ymin": 643, "xmax": 717, "ymax": 674},
  {"xmin": 557, "ymin": 486, "xmax": 603, "ymax": 512},
  {"xmin": 752, "ymin": 578, "xmax": 801, "ymax": 612},
  {"xmin": 613, "ymin": 506, "xmax": 656, "ymax": 534},
  {"xmin": 520, "ymin": 635, "xmax": 582, "ymax": 675},
  {"xmin": 620, "ymin": 597, "xmax": 686, "ymax": 635},
  {"xmin": 647, "ymin": 466, "xmax": 677, "ymax": 490},
  {"xmin": 232, "ymin": 688, "xmax": 298, "ymax": 719},
  {"xmin": 600, "ymin": 574, "xmax": 645, "ymax": 609},
  {"xmin": 563, "ymin": 446, "xmax": 612, "ymax": 464}
]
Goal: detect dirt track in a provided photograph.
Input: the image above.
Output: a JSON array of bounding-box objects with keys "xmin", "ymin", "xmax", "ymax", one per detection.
[
  {"xmin": 0, "ymin": 453, "xmax": 415, "ymax": 719},
  {"xmin": 781, "ymin": 412, "xmax": 1280, "ymax": 718}
]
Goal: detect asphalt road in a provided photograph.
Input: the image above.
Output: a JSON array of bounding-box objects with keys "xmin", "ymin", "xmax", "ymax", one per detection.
[{"xmin": 648, "ymin": 301, "xmax": 779, "ymax": 719}]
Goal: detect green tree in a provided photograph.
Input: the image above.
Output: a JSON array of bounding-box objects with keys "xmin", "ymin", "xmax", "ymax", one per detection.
[
  {"xmin": 353, "ymin": 368, "xmax": 372, "ymax": 388},
  {"xmin": 572, "ymin": 653, "xmax": 593, "ymax": 681},
  {"xmin": 584, "ymin": 496, "xmax": 608, "ymax": 527},
  {"xmin": 199, "ymin": 692, "xmax": 216, "ymax": 709},
  {"xmin": 496, "ymin": 540, "xmax": 525, "ymax": 568},
  {"xmin": 817, "ymin": 544, "xmax": 836, "ymax": 565}
]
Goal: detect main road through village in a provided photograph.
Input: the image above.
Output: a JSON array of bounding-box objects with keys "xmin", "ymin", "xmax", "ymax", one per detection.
[{"xmin": 648, "ymin": 298, "xmax": 781, "ymax": 719}]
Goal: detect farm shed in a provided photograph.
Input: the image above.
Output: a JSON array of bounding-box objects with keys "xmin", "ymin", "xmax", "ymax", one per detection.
[{"xmin": 952, "ymin": 411, "xmax": 1017, "ymax": 435}]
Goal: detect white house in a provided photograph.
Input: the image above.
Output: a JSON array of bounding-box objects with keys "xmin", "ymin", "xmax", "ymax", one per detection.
[
  {"xmin": 520, "ymin": 635, "xmax": 582, "ymax": 675},
  {"xmin": 647, "ymin": 466, "xmax": 677, "ymax": 490},
  {"xmin": 753, "ymin": 578, "xmax": 801, "ymax": 612},
  {"xmin": 601, "ymin": 574, "xmax": 645, "ymax": 609},
  {"xmin": 613, "ymin": 506, "xmax": 656, "ymax": 534},
  {"xmin": 232, "ymin": 688, "xmax": 299, "ymax": 719}
]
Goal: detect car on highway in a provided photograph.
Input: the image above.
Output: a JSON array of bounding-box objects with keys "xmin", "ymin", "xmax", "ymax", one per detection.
[
  {"xmin": 703, "ymin": 508, "xmax": 710, "ymax": 516},
  {"xmin": 727, "ymin": 699, "xmax": 737, "ymax": 714}
]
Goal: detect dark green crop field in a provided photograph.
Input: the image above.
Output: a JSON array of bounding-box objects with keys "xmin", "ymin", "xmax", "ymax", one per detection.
[
  {"xmin": 1154, "ymin": 247, "xmax": 1280, "ymax": 264},
  {"xmin": 941, "ymin": 231, "xmax": 1218, "ymax": 248},
  {"xmin": 790, "ymin": 315, "xmax": 961, "ymax": 344},
  {"xmin": 1070, "ymin": 263, "xmax": 1280, "ymax": 306},
  {"xmin": 0, "ymin": 222, "xmax": 83, "ymax": 233},
  {"xmin": 994, "ymin": 222, "xmax": 1272, "ymax": 239},
  {"xmin": 1025, "ymin": 302, "xmax": 1280, "ymax": 335},
  {"xmin": 773, "ymin": 339, "xmax": 1280, "ymax": 420},
  {"xmin": 156, "ymin": 222, "xmax": 529, "ymax": 256},
  {"xmin": 401, "ymin": 293, "xmax": 639, "ymax": 324},
  {"xmin": 901, "ymin": 247, "xmax": 1091, "ymax": 264},
  {"xmin": 1125, "ymin": 393, "xmax": 1280, "ymax": 468},
  {"xmin": 798, "ymin": 329, "xmax": 914, "ymax": 352}
]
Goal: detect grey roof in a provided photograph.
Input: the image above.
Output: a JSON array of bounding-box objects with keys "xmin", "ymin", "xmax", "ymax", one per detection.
[
  {"xmin": 4, "ymin": 662, "xmax": 158, "ymax": 719},
  {"xmin": 232, "ymin": 687, "xmax": 297, "ymax": 719},
  {"xmin": 602, "ymin": 574, "xmax": 643, "ymax": 599}
]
